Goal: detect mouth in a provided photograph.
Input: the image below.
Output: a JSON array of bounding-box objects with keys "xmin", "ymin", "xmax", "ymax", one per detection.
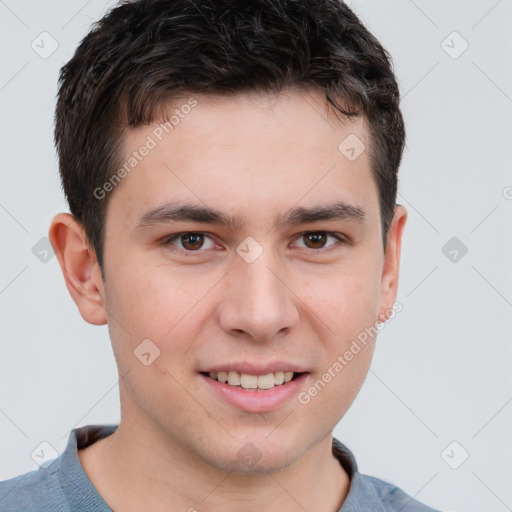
[
  {"xmin": 199, "ymin": 367, "xmax": 309, "ymax": 412},
  {"xmin": 201, "ymin": 371, "xmax": 304, "ymax": 391}
]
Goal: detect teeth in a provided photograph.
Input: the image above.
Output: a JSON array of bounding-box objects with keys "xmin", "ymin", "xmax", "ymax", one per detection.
[
  {"xmin": 227, "ymin": 371, "xmax": 241, "ymax": 386},
  {"xmin": 240, "ymin": 374, "xmax": 258, "ymax": 389},
  {"xmin": 257, "ymin": 373, "xmax": 275, "ymax": 389},
  {"xmin": 208, "ymin": 370, "xmax": 298, "ymax": 389},
  {"xmin": 274, "ymin": 371, "xmax": 284, "ymax": 385}
]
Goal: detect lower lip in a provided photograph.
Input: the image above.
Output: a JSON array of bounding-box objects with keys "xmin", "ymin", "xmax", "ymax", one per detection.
[{"xmin": 200, "ymin": 373, "xmax": 308, "ymax": 413}]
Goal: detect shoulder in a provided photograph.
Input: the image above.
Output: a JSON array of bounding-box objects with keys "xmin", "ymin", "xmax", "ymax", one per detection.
[
  {"xmin": 0, "ymin": 459, "xmax": 69, "ymax": 512},
  {"xmin": 1, "ymin": 424, "xmax": 118, "ymax": 512},
  {"xmin": 332, "ymin": 438, "xmax": 445, "ymax": 512},
  {"xmin": 358, "ymin": 473, "xmax": 444, "ymax": 511}
]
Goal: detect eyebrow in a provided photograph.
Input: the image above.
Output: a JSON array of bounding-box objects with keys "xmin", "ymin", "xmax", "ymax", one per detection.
[{"xmin": 132, "ymin": 200, "xmax": 366, "ymax": 232}]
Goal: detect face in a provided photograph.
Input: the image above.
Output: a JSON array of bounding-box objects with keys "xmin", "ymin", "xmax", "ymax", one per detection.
[{"xmin": 68, "ymin": 88, "xmax": 405, "ymax": 473}]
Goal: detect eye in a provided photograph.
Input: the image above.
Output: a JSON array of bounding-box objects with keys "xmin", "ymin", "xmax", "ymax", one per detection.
[
  {"xmin": 163, "ymin": 232, "xmax": 217, "ymax": 252},
  {"xmin": 293, "ymin": 231, "xmax": 345, "ymax": 250},
  {"xmin": 161, "ymin": 230, "xmax": 346, "ymax": 254}
]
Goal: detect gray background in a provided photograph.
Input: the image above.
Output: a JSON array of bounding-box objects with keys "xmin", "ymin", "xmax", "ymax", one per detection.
[{"xmin": 1, "ymin": 1, "xmax": 511, "ymax": 510}]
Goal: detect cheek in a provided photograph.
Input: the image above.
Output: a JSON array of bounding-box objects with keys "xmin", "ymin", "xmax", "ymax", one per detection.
[
  {"xmin": 103, "ymin": 263, "xmax": 222, "ymax": 379},
  {"xmin": 297, "ymin": 259, "xmax": 381, "ymax": 402},
  {"xmin": 106, "ymin": 263, "xmax": 208, "ymax": 334},
  {"xmin": 297, "ymin": 292, "xmax": 377, "ymax": 428},
  {"xmin": 300, "ymin": 259, "xmax": 382, "ymax": 335},
  {"xmin": 314, "ymin": 345, "xmax": 374, "ymax": 427}
]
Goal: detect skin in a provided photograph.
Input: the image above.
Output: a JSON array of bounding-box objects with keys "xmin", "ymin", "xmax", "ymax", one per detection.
[{"xmin": 49, "ymin": 87, "xmax": 407, "ymax": 512}]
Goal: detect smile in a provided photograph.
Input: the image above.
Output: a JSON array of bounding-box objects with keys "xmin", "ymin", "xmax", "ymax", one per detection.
[
  {"xmin": 200, "ymin": 369, "xmax": 308, "ymax": 412},
  {"xmin": 205, "ymin": 371, "xmax": 299, "ymax": 390}
]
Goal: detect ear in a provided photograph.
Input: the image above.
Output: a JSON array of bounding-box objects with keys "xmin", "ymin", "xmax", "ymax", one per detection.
[
  {"xmin": 378, "ymin": 205, "xmax": 407, "ymax": 322},
  {"xmin": 48, "ymin": 213, "xmax": 107, "ymax": 325}
]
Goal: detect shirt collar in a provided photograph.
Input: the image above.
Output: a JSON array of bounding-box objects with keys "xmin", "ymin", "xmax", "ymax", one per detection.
[
  {"xmin": 58, "ymin": 424, "xmax": 118, "ymax": 512},
  {"xmin": 59, "ymin": 424, "xmax": 387, "ymax": 512},
  {"xmin": 332, "ymin": 437, "xmax": 389, "ymax": 511}
]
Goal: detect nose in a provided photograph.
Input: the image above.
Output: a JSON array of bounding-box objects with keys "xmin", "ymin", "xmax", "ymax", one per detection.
[{"xmin": 216, "ymin": 247, "xmax": 300, "ymax": 343}]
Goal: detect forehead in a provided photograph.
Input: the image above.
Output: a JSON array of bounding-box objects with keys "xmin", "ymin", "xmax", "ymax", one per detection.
[{"xmin": 107, "ymin": 88, "xmax": 378, "ymax": 230}]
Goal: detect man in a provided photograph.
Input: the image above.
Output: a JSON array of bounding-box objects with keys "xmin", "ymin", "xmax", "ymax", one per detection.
[{"xmin": 0, "ymin": 0, "xmax": 443, "ymax": 510}]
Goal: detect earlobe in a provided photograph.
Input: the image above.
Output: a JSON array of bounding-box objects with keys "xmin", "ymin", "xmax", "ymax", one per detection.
[
  {"xmin": 378, "ymin": 205, "xmax": 407, "ymax": 323},
  {"xmin": 48, "ymin": 213, "xmax": 108, "ymax": 326}
]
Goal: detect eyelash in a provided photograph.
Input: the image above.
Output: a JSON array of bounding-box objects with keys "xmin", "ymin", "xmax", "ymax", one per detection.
[{"xmin": 161, "ymin": 231, "xmax": 347, "ymax": 254}]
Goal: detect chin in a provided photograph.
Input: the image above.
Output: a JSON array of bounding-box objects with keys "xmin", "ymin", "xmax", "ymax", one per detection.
[
  {"xmin": 213, "ymin": 450, "xmax": 298, "ymax": 475},
  {"xmin": 200, "ymin": 432, "xmax": 309, "ymax": 475}
]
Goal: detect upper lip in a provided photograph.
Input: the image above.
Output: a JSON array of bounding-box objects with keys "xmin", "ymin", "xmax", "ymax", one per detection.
[{"xmin": 201, "ymin": 362, "xmax": 308, "ymax": 375}]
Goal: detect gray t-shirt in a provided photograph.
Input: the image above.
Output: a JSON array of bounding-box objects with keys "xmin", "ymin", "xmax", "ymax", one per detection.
[{"xmin": 0, "ymin": 424, "xmax": 442, "ymax": 511}]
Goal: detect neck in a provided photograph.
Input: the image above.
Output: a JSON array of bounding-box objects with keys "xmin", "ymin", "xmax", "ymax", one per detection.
[{"xmin": 79, "ymin": 419, "xmax": 350, "ymax": 512}]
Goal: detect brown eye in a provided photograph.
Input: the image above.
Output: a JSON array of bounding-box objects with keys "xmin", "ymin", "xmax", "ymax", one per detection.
[
  {"xmin": 180, "ymin": 233, "xmax": 204, "ymax": 250},
  {"xmin": 164, "ymin": 232, "xmax": 216, "ymax": 252},
  {"xmin": 305, "ymin": 232, "xmax": 327, "ymax": 248},
  {"xmin": 295, "ymin": 232, "xmax": 343, "ymax": 250}
]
